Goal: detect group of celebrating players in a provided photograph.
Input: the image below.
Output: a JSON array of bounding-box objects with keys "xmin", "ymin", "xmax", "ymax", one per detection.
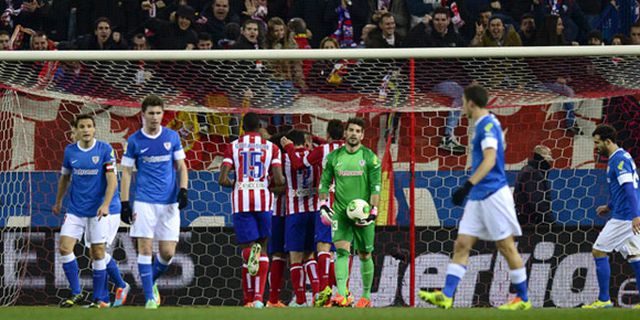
[{"xmin": 53, "ymin": 84, "xmax": 640, "ymax": 310}]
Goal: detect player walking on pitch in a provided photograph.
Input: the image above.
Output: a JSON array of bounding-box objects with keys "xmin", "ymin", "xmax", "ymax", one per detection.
[
  {"xmin": 318, "ymin": 117, "xmax": 381, "ymax": 308},
  {"xmin": 582, "ymin": 125, "xmax": 640, "ymax": 309},
  {"xmin": 120, "ymin": 95, "xmax": 189, "ymax": 309},
  {"xmin": 419, "ymin": 85, "xmax": 531, "ymax": 310}
]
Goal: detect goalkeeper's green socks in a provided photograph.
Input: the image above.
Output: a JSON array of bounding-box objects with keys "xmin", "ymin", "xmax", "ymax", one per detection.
[
  {"xmin": 335, "ymin": 248, "xmax": 350, "ymax": 296},
  {"xmin": 360, "ymin": 256, "xmax": 374, "ymax": 299}
]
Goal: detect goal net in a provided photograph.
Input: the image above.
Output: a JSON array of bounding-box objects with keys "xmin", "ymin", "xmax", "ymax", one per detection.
[{"xmin": 0, "ymin": 47, "xmax": 639, "ymax": 307}]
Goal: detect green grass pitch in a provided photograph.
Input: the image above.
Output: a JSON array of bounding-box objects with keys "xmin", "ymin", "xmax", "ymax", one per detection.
[{"xmin": 1, "ymin": 306, "xmax": 638, "ymax": 320}]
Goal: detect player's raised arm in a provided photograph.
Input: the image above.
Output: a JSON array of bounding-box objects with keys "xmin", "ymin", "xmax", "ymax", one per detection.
[{"xmin": 271, "ymin": 145, "xmax": 285, "ymax": 188}]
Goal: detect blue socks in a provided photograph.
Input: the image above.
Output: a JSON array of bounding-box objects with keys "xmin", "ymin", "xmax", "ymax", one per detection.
[
  {"xmin": 61, "ymin": 253, "xmax": 81, "ymax": 295},
  {"xmin": 629, "ymin": 258, "xmax": 640, "ymax": 297},
  {"xmin": 595, "ymin": 256, "xmax": 611, "ymax": 302},
  {"xmin": 443, "ymin": 264, "xmax": 466, "ymax": 298},
  {"xmin": 152, "ymin": 254, "xmax": 172, "ymax": 282},
  {"xmin": 138, "ymin": 255, "xmax": 155, "ymax": 301},
  {"xmin": 92, "ymin": 258, "xmax": 108, "ymax": 303},
  {"xmin": 509, "ymin": 267, "xmax": 528, "ymax": 302},
  {"xmin": 105, "ymin": 253, "xmax": 126, "ymax": 289}
]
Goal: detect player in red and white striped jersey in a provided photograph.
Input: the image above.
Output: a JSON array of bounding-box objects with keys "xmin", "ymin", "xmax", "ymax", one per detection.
[
  {"xmin": 280, "ymin": 130, "xmax": 320, "ymax": 307},
  {"xmin": 219, "ymin": 112, "xmax": 285, "ymax": 308},
  {"xmin": 266, "ymin": 132, "xmax": 288, "ymax": 308},
  {"xmin": 281, "ymin": 120, "xmax": 344, "ymax": 306}
]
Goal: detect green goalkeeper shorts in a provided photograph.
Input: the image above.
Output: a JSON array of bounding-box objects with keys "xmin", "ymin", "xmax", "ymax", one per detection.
[{"xmin": 331, "ymin": 210, "xmax": 375, "ymax": 253}]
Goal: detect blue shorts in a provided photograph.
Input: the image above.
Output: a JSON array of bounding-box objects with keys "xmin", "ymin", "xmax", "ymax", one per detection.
[
  {"xmin": 314, "ymin": 211, "xmax": 333, "ymax": 245},
  {"xmin": 268, "ymin": 215, "xmax": 286, "ymax": 254},
  {"xmin": 285, "ymin": 212, "xmax": 315, "ymax": 252},
  {"xmin": 233, "ymin": 211, "xmax": 272, "ymax": 245}
]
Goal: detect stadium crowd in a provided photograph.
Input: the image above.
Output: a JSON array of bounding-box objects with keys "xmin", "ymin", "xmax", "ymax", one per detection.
[{"xmin": 0, "ymin": 0, "xmax": 639, "ymax": 51}]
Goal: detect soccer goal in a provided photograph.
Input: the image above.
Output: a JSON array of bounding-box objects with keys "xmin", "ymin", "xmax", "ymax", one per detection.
[{"xmin": 0, "ymin": 46, "xmax": 639, "ymax": 307}]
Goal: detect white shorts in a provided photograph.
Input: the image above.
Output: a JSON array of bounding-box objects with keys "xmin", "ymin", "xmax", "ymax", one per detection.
[
  {"xmin": 61, "ymin": 213, "xmax": 108, "ymax": 245},
  {"xmin": 594, "ymin": 218, "xmax": 640, "ymax": 258},
  {"xmin": 84, "ymin": 213, "xmax": 120, "ymax": 248},
  {"xmin": 130, "ymin": 201, "xmax": 180, "ymax": 241},
  {"xmin": 459, "ymin": 186, "xmax": 522, "ymax": 241}
]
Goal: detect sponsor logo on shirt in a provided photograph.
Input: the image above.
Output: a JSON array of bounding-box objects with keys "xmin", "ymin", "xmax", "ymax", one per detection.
[
  {"xmin": 338, "ymin": 170, "xmax": 363, "ymax": 176},
  {"xmin": 142, "ymin": 155, "xmax": 172, "ymax": 163},
  {"xmin": 73, "ymin": 168, "xmax": 99, "ymax": 175},
  {"xmin": 140, "ymin": 147, "xmax": 150, "ymax": 154},
  {"xmin": 238, "ymin": 181, "xmax": 267, "ymax": 190}
]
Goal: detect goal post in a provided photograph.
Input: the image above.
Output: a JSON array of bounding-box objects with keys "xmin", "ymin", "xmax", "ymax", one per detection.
[{"xmin": 0, "ymin": 46, "xmax": 639, "ymax": 307}]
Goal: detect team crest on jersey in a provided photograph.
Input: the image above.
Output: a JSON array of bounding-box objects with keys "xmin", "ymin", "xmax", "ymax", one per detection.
[
  {"xmin": 92, "ymin": 156, "xmax": 99, "ymax": 164},
  {"xmin": 164, "ymin": 142, "xmax": 171, "ymax": 151},
  {"xmin": 359, "ymin": 160, "xmax": 365, "ymax": 167}
]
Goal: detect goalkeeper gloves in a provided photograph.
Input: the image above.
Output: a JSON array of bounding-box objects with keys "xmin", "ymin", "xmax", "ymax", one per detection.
[
  {"xmin": 120, "ymin": 201, "xmax": 132, "ymax": 224},
  {"xmin": 452, "ymin": 180, "xmax": 474, "ymax": 206},
  {"xmin": 355, "ymin": 206, "xmax": 378, "ymax": 227},
  {"xmin": 178, "ymin": 188, "xmax": 188, "ymax": 209},
  {"xmin": 319, "ymin": 200, "xmax": 334, "ymax": 226}
]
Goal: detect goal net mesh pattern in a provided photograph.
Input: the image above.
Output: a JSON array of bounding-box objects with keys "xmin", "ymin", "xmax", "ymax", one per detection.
[{"xmin": 1, "ymin": 51, "xmax": 639, "ymax": 307}]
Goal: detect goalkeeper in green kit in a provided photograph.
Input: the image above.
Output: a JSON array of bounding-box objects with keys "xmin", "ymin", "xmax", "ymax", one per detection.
[{"xmin": 317, "ymin": 117, "xmax": 381, "ymax": 308}]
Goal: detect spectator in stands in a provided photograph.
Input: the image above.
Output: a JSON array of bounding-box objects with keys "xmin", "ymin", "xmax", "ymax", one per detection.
[
  {"xmin": 471, "ymin": 15, "xmax": 522, "ymax": 46},
  {"xmin": 533, "ymin": 0, "xmax": 591, "ymax": 43},
  {"xmin": 289, "ymin": 0, "xmax": 332, "ymax": 48},
  {"xmin": 0, "ymin": 30, "xmax": 10, "ymax": 50},
  {"xmin": 535, "ymin": 15, "xmax": 569, "ymax": 46},
  {"xmin": 232, "ymin": 19, "xmax": 263, "ymax": 49},
  {"xmin": 131, "ymin": 33, "xmax": 150, "ymax": 50},
  {"xmin": 308, "ymin": 36, "xmax": 354, "ymax": 90},
  {"xmin": 241, "ymin": 0, "xmax": 269, "ymax": 27},
  {"xmin": 587, "ymin": 29, "xmax": 603, "ymax": 45},
  {"xmin": 518, "ymin": 13, "xmax": 536, "ymax": 46},
  {"xmin": 406, "ymin": 0, "xmax": 438, "ymax": 29},
  {"xmin": 370, "ymin": 0, "xmax": 411, "ymax": 38},
  {"xmin": 460, "ymin": 5, "xmax": 493, "ymax": 43},
  {"xmin": 514, "ymin": 145, "xmax": 554, "ymax": 225},
  {"xmin": 218, "ymin": 22, "xmax": 241, "ymax": 49},
  {"xmin": 327, "ymin": 0, "xmax": 372, "ymax": 44},
  {"xmin": 405, "ymin": 7, "xmax": 466, "ymax": 47},
  {"xmin": 288, "ymin": 18, "xmax": 311, "ymax": 49},
  {"xmin": 358, "ymin": 23, "xmax": 377, "ymax": 47},
  {"xmin": 201, "ymin": 0, "xmax": 240, "ymax": 46},
  {"xmin": 76, "ymin": 17, "xmax": 128, "ymax": 50},
  {"xmin": 610, "ymin": 33, "xmax": 630, "ymax": 45},
  {"xmin": 320, "ymin": 36, "xmax": 340, "ymax": 49},
  {"xmin": 288, "ymin": 18, "xmax": 312, "ymax": 80},
  {"xmin": 30, "ymin": 31, "xmax": 49, "ymax": 50},
  {"xmin": 630, "ymin": 22, "xmax": 640, "ymax": 45},
  {"xmin": 366, "ymin": 12, "xmax": 403, "ymax": 47},
  {"xmin": 197, "ymin": 32, "xmax": 214, "ymax": 49},
  {"xmin": 144, "ymin": 5, "xmax": 198, "ymax": 49},
  {"xmin": 265, "ymin": 17, "xmax": 304, "ymax": 129}
]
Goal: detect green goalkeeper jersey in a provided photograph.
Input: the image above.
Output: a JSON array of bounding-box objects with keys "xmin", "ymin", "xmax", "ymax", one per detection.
[{"xmin": 319, "ymin": 145, "xmax": 381, "ymax": 213}]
